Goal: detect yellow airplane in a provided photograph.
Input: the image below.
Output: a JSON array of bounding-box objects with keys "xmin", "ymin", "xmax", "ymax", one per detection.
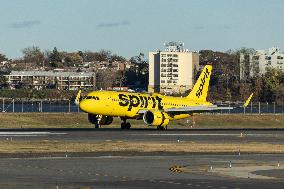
[{"xmin": 77, "ymin": 65, "xmax": 253, "ymax": 130}]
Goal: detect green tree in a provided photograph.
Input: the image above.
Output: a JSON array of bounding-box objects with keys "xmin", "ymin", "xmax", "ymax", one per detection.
[
  {"xmin": 48, "ymin": 47, "xmax": 63, "ymax": 67},
  {"xmin": 64, "ymin": 53, "xmax": 83, "ymax": 66},
  {"xmin": 262, "ymin": 67, "xmax": 283, "ymax": 102},
  {"xmin": 49, "ymin": 47, "xmax": 62, "ymax": 62}
]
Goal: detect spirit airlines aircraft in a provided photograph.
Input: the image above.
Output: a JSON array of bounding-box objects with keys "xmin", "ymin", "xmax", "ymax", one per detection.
[{"xmin": 77, "ymin": 65, "xmax": 253, "ymax": 130}]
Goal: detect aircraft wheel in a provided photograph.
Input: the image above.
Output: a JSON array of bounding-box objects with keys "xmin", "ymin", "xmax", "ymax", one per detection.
[
  {"xmin": 94, "ymin": 123, "xmax": 101, "ymax": 129},
  {"xmin": 157, "ymin": 126, "xmax": 165, "ymax": 130},
  {"xmin": 125, "ymin": 122, "xmax": 131, "ymax": 130},
  {"xmin": 121, "ymin": 122, "xmax": 126, "ymax": 130}
]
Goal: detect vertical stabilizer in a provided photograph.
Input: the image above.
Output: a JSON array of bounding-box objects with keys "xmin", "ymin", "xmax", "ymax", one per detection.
[{"xmin": 186, "ymin": 65, "xmax": 212, "ymax": 101}]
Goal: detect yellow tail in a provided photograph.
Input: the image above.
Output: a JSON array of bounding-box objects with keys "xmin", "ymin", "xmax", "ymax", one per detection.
[{"xmin": 186, "ymin": 65, "xmax": 212, "ymax": 101}]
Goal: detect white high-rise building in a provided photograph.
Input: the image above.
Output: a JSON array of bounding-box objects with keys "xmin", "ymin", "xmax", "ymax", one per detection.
[
  {"xmin": 240, "ymin": 47, "xmax": 284, "ymax": 80},
  {"xmin": 148, "ymin": 42, "xmax": 199, "ymax": 94}
]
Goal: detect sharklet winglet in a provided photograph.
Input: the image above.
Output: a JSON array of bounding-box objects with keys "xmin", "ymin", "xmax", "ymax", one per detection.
[{"xmin": 244, "ymin": 93, "xmax": 254, "ymax": 108}]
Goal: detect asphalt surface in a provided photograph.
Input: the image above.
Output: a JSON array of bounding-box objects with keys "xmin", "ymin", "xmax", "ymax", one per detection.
[
  {"xmin": 0, "ymin": 128, "xmax": 283, "ymax": 189},
  {"xmin": 0, "ymin": 128, "xmax": 283, "ymax": 144}
]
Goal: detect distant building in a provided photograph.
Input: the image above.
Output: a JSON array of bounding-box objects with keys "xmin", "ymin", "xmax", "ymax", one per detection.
[
  {"xmin": 148, "ymin": 42, "xmax": 199, "ymax": 94},
  {"xmin": 240, "ymin": 47, "xmax": 284, "ymax": 80},
  {"xmin": 5, "ymin": 71, "xmax": 96, "ymax": 90}
]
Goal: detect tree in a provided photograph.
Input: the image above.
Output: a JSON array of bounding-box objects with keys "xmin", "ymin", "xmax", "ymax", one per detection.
[
  {"xmin": 110, "ymin": 54, "xmax": 126, "ymax": 63},
  {"xmin": 114, "ymin": 70, "xmax": 127, "ymax": 87},
  {"xmin": 262, "ymin": 67, "xmax": 283, "ymax": 102},
  {"xmin": 0, "ymin": 53, "xmax": 9, "ymax": 62},
  {"xmin": 47, "ymin": 47, "xmax": 63, "ymax": 67},
  {"xmin": 96, "ymin": 69, "xmax": 117, "ymax": 90},
  {"xmin": 199, "ymin": 50, "xmax": 240, "ymax": 101},
  {"xmin": 22, "ymin": 46, "xmax": 44, "ymax": 65},
  {"xmin": 49, "ymin": 47, "xmax": 62, "ymax": 63},
  {"xmin": 0, "ymin": 75, "xmax": 8, "ymax": 88},
  {"xmin": 95, "ymin": 50, "xmax": 111, "ymax": 62},
  {"xmin": 64, "ymin": 53, "xmax": 83, "ymax": 66},
  {"xmin": 234, "ymin": 47, "xmax": 256, "ymax": 56}
]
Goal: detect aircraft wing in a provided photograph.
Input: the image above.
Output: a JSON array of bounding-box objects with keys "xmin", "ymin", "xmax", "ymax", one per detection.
[
  {"xmin": 137, "ymin": 105, "xmax": 232, "ymax": 114},
  {"xmin": 164, "ymin": 105, "xmax": 233, "ymax": 113}
]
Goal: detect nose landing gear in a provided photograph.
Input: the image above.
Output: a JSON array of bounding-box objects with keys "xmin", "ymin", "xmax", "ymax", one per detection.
[{"xmin": 88, "ymin": 114, "xmax": 101, "ymax": 128}]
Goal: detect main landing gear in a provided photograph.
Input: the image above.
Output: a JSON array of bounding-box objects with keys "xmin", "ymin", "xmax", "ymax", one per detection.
[
  {"xmin": 157, "ymin": 125, "xmax": 166, "ymax": 130},
  {"xmin": 121, "ymin": 118, "xmax": 131, "ymax": 130}
]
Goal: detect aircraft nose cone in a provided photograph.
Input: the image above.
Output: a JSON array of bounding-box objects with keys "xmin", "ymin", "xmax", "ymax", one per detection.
[{"xmin": 79, "ymin": 100, "xmax": 89, "ymax": 112}]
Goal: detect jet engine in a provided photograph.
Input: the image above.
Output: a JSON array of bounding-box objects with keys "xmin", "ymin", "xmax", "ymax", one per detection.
[
  {"xmin": 88, "ymin": 114, "xmax": 113, "ymax": 125},
  {"xmin": 143, "ymin": 110, "xmax": 169, "ymax": 127}
]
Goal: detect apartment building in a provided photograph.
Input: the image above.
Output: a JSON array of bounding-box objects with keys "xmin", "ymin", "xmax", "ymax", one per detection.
[
  {"xmin": 5, "ymin": 71, "xmax": 96, "ymax": 90},
  {"xmin": 148, "ymin": 42, "xmax": 199, "ymax": 94},
  {"xmin": 240, "ymin": 47, "xmax": 284, "ymax": 80}
]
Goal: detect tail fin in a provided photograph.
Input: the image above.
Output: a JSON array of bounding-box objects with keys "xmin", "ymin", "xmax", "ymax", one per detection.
[{"xmin": 186, "ymin": 65, "xmax": 212, "ymax": 101}]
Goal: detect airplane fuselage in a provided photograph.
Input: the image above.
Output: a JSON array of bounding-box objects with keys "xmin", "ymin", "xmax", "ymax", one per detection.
[{"xmin": 79, "ymin": 90, "xmax": 212, "ymax": 120}]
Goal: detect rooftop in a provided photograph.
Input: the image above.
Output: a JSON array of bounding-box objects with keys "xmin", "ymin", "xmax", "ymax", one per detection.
[{"xmin": 7, "ymin": 71, "xmax": 95, "ymax": 77}]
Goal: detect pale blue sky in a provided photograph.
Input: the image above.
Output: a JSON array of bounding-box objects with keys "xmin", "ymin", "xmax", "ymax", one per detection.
[{"xmin": 0, "ymin": 0, "xmax": 284, "ymax": 59}]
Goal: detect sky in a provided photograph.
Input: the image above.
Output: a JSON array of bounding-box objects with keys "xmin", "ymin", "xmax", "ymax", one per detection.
[{"xmin": 0, "ymin": 0, "xmax": 284, "ymax": 59}]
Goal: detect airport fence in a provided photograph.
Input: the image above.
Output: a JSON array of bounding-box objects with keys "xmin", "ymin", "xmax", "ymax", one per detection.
[
  {"xmin": 0, "ymin": 98, "xmax": 283, "ymax": 114},
  {"xmin": 0, "ymin": 98, "xmax": 80, "ymax": 113}
]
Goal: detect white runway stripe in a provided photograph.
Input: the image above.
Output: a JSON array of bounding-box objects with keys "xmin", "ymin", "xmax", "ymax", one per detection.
[
  {"xmin": 0, "ymin": 132, "xmax": 66, "ymax": 137},
  {"xmin": 136, "ymin": 133, "xmax": 277, "ymax": 137}
]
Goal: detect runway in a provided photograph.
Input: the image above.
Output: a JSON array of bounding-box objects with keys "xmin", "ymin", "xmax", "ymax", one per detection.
[
  {"xmin": 0, "ymin": 129, "xmax": 283, "ymax": 144},
  {"xmin": 0, "ymin": 128, "xmax": 283, "ymax": 188}
]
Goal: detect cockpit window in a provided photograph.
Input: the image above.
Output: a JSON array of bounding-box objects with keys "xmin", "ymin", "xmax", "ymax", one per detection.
[{"xmin": 85, "ymin": 96, "xmax": 100, "ymax": 100}]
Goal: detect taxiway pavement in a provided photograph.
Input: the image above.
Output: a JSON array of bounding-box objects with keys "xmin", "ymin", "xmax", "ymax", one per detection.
[{"xmin": 0, "ymin": 128, "xmax": 283, "ymax": 189}]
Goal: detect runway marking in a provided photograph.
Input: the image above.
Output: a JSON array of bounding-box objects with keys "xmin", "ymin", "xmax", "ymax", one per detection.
[
  {"xmin": 0, "ymin": 131, "xmax": 66, "ymax": 137},
  {"xmin": 139, "ymin": 133, "xmax": 277, "ymax": 137}
]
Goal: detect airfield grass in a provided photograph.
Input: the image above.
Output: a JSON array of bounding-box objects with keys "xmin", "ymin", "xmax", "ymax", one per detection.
[
  {"xmin": 0, "ymin": 140, "xmax": 283, "ymax": 154},
  {"xmin": 0, "ymin": 113, "xmax": 283, "ymax": 129}
]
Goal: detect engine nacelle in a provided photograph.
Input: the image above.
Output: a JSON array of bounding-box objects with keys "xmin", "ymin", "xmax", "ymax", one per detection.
[
  {"xmin": 88, "ymin": 114, "xmax": 113, "ymax": 125},
  {"xmin": 143, "ymin": 110, "xmax": 169, "ymax": 127}
]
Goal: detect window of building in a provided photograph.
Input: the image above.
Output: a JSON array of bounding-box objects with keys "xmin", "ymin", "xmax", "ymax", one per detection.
[
  {"xmin": 161, "ymin": 64, "xmax": 167, "ymax": 67},
  {"xmin": 265, "ymin": 56, "xmax": 271, "ymax": 60},
  {"xmin": 167, "ymin": 63, "xmax": 172, "ymax": 67},
  {"xmin": 167, "ymin": 54, "xmax": 172, "ymax": 57},
  {"xmin": 167, "ymin": 58, "xmax": 172, "ymax": 62},
  {"xmin": 167, "ymin": 80, "xmax": 172, "ymax": 83},
  {"xmin": 277, "ymin": 56, "xmax": 283, "ymax": 60},
  {"xmin": 173, "ymin": 69, "xmax": 178, "ymax": 72},
  {"xmin": 161, "ymin": 80, "xmax": 165, "ymax": 83},
  {"xmin": 173, "ymin": 54, "xmax": 178, "ymax": 57},
  {"xmin": 172, "ymin": 59, "xmax": 178, "ymax": 62},
  {"xmin": 173, "ymin": 64, "xmax": 178, "ymax": 67},
  {"xmin": 161, "ymin": 54, "xmax": 166, "ymax": 57}
]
